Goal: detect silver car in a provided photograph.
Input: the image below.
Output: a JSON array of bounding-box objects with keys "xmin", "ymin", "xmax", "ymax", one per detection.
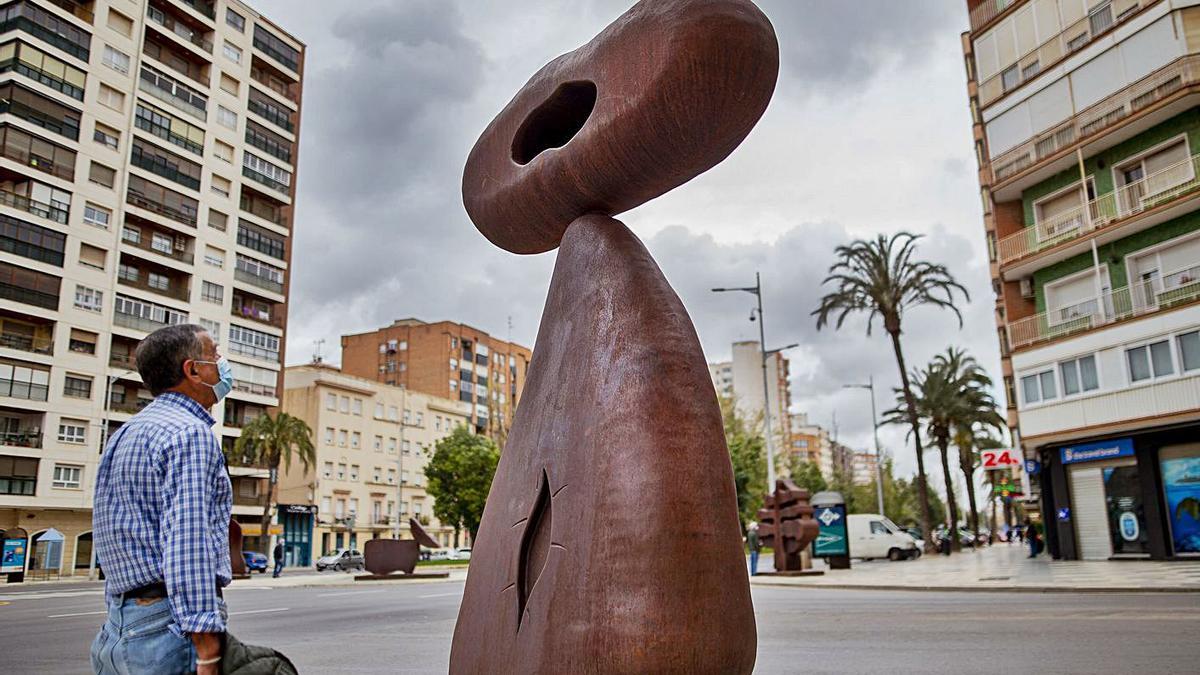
[{"xmin": 315, "ymin": 548, "xmax": 364, "ymax": 572}]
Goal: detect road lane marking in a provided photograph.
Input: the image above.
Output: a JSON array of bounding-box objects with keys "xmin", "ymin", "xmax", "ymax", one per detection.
[
  {"xmin": 419, "ymin": 592, "xmax": 460, "ymax": 598},
  {"xmin": 48, "ymin": 610, "xmax": 107, "ymax": 618},
  {"xmin": 317, "ymin": 590, "xmax": 374, "ymax": 597},
  {"xmin": 229, "ymin": 607, "xmax": 289, "ymax": 616}
]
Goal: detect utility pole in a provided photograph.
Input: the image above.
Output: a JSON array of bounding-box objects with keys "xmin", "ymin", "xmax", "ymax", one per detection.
[
  {"xmin": 712, "ymin": 273, "xmax": 797, "ymax": 489},
  {"xmin": 843, "ymin": 377, "xmax": 886, "ymax": 516},
  {"xmin": 393, "ymin": 384, "xmax": 407, "ymax": 539}
]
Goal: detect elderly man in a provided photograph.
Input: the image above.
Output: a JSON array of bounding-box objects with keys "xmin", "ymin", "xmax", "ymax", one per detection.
[{"xmin": 91, "ymin": 324, "xmax": 234, "ymax": 675}]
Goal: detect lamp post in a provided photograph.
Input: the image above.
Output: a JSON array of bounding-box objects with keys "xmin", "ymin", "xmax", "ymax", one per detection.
[
  {"xmin": 843, "ymin": 377, "xmax": 885, "ymax": 516},
  {"xmin": 393, "ymin": 384, "xmax": 407, "ymax": 540},
  {"xmin": 91, "ymin": 368, "xmax": 137, "ymax": 580},
  {"xmin": 712, "ymin": 273, "xmax": 796, "ymax": 489}
]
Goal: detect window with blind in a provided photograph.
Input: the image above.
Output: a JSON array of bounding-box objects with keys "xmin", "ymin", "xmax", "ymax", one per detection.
[
  {"xmin": 0, "ymin": 40, "xmax": 87, "ymax": 100},
  {"xmin": 0, "ymin": 454, "xmax": 37, "ymax": 495},
  {"xmin": 1116, "ymin": 139, "xmax": 1193, "ymax": 210},
  {"xmin": 0, "ymin": 212, "xmax": 64, "ymax": 265},
  {"xmin": 0, "ymin": 81, "xmax": 81, "ymax": 140},
  {"xmin": 0, "ymin": 260, "xmax": 58, "ymax": 309},
  {"xmin": 0, "ymin": 123, "xmax": 76, "ymax": 180}
]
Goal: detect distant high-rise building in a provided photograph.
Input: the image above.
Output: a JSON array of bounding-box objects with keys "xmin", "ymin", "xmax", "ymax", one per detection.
[
  {"xmin": 340, "ymin": 319, "xmax": 532, "ymax": 442},
  {"xmin": 789, "ymin": 412, "xmax": 832, "ymax": 481},
  {"xmin": 850, "ymin": 451, "xmax": 878, "ymax": 488},
  {"xmin": 708, "ymin": 340, "xmax": 792, "ymax": 453},
  {"xmin": 964, "ymin": 0, "xmax": 1200, "ymax": 560},
  {"xmin": 0, "ymin": 0, "xmax": 305, "ymax": 574}
]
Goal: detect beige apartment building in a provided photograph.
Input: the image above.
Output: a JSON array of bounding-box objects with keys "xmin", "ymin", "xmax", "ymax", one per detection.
[
  {"xmin": 280, "ymin": 365, "xmax": 472, "ymax": 565},
  {"xmin": 708, "ymin": 340, "xmax": 793, "ymax": 454},
  {"xmin": 0, "ymin": 0, "xmax": 303, "ymax": 577}
]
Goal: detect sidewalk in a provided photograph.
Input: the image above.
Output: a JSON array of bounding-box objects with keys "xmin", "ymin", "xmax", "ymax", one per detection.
[
  {"xmin": 0, "ymin": 565, "xmax": 467, "ymax": 592},
  {"xmin": 750, "ymin": 543, "xmax": 1200, "ymax": 593}
]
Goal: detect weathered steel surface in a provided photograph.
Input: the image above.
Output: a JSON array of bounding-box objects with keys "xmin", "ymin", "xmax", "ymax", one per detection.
[
  {"xmin": 462, "ymin": 0, "xmax": 779, "ymax": 254},
  {"xmin": 757, "ymin": 479, "xmax": 820, "ymax": 572},
  {"xmin": 451, "ymin": 215, "xmax": 756, "ymax": 673},
  {"xmin": 364, "ymin": 518, "xmax": 443, "ymax": 576},
  {"xmin": 452, "ymin": 1, "xmax": 777, "ymax": 671}
]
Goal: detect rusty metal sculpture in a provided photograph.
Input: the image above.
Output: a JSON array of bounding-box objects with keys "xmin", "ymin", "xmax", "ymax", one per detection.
[
  {"xmin": 757, "ymin": 479, "xmax": 820, "ymax": 573},
  {"xmin": 452, "ymin": 1, "xmax": 778, "ymax": 673},
  {"xmin": 362, "ymin": 518, "xmax": 442, "ymax": 576}
]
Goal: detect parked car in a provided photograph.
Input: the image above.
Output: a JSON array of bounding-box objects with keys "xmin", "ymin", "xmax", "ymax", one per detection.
[
  {"xmin": 426, "ymin": 548, "xmax": 452, "ymax": 561},
  {"xmin": 242, "ymin": 551, "xmax": 268, "ymax": 574},
  {"xmin": 315, "ymin": 548, "xmax": 364, "ymax": 572},
  {"xmin": 847, "ymin": 514, "xmax": 920, "ymax": 560},
  {"xmin": 933, "ymin": 526, "xmax": 977, "ymax": 549},
  {"xmin": 450, "ymin": 547, "xmax": 472, "ymax": 560}
]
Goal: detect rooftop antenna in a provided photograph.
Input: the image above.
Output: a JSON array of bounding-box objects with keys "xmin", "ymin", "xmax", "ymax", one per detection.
[
  {"xmin": 507, "ymin": 315, "xmax": 513, "ymax": 343},
  {"xmin": 313, "ymin": 338, "xmax": 325, "ymax": 364}
]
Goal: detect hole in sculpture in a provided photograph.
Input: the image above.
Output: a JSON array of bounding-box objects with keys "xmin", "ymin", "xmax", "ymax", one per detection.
[
  {"xmin": 516, "ymin": 469, "xmax": 553, "ymax": 627},
  {"xmin": 511, "ymin": 81, "xmax": 597, "ymax": 165}
]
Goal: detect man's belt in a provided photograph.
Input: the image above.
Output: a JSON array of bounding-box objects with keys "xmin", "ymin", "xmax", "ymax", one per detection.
[{"xmin": 124, "ymin": 581, "xmax": 224, "ymax": 600}]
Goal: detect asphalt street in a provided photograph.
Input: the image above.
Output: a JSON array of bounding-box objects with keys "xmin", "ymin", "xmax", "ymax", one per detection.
[{"xmin": 2, "ymin": 578, "xmax": 1198, "ymax": 674}]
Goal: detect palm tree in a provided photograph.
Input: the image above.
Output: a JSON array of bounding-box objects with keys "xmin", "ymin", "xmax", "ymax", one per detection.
[
  {"xmin": 814, "ymin": 232, "xmax": 968, "ymax": 552},
  {"xmin": 230, "ymin": 412, "xmax": 316, "ymax": 554},
  {"xmin": 883, "ymin": 358, "xmax": 964, "ymax": 552},
  {"xmin": 946, "ymin": 356, "xmax": 1005, "ymax": 540}
]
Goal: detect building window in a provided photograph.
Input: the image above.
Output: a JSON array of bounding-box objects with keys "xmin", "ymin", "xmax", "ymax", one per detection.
[
  {"xmin": 217, "ymin": 105, "xmax": 237, "ymax": 129},
  {"xmin": 338, "ymin": 430, "xmax": 347, "ymax": 447},
  {"xmin": 208, "ymin": 209, "xmax": 228, "ymax": 231},
  {"xmin": 1020, "ymin": 370, "xmax": 1056, "ymax": 405},
  {"xmin": 1179, "ymin": 331, "xmax": 1200, "ymax": 372},
  {"xmin": 204, "ymin": 246, "xmax": 225, "ymax": 268},
  {"xmin": 1059, "ymin": 355, "xmax": 1100, "ymax": 396},
  {"xmin": 211, "ymin": 175, "xmax": 231, "ymax": 198},
  {"xmin": 74, "ymin": 285, "xmax": 102, "ymax": 312},
  {"xmin": 63, "ymin": 375, "xmax": 92, "ymax": 399},
  {"xmin": 323, "ymin": 462, "xmax": 332, "ymax": 479},
  {"xmin": 387, "ymin": 437, "xmax": 396, "ymax": 454},
  {"xmin": 373, "ymin": 435, "xmax": 382, "ymax": 451},
  {"xmin": 202, "ymin": 281, "xmax": 223, "ymax": 304},
  {"xmin": 387, "ymin": 468, "xmax": 396, "ymax": 485},
  {"xmin": 387, "ymin": 406, "xmax": 398, "ymax": 421},
  {"xmin": 374, "ymin": 402, "xmax": 383, "ymax": 418},
  {"xmin": 339, "ymin": 396, "xmax": 349, "ymax": 413},
  {"xmin": 89, "ymin": 162, "xmax": 116, "ymax": 188},
  {"xmin": 93, "ymin": 123, "xmax": 119, "ymax": 150},
  {"xmin": 351, "ymin": 432, "xmax": 360, "ymax": 449},
  {"xmin": 352, "ymin": 398, "xmax": 363, "ymax": 416},
  {"xmin": 336, "ymin": 463, "xmax": 345, "ymax": 480},
  {"xmin": 1000, "ymin": 64, "xmax": 1019, "ymax": 91},
  {"xmin": 52, "ymin": 464, "xmax": 82, "ymax": 489},
  {"xmin": 403, "ymin": 440, "xmax": 411, "ymax": 455},
  {"xmin": 223, "ymin": 41, "xmax": 243, "ymax": 64},
  {"xmin": 121, "ymin": 224, "xmax": 140, "ymax": 247},
  {"xmin": 57, "ymin": 419, "xmax": 86, "ymax": 444},
  {"xmin": 147, "ymin": 272, "xmax": 169, "ymax": 291},
  {"xmin": 220, "ymin": 73, "xmax": 239, "ymax": 96},
  {"xmin": 83, "ymin": 203, "xmax": 111, "ymax": 229},
  {"xmin": 349, "ymin": 464, "xmax": 359, "ymax": 481},
  {"xmin": 226, "ymin": 9, "xmax": 246, "ymax": 32},
  {"xmin": 79, "ymin": 243, "xmax": 105, "ymax": 271},
  {"xmin": 1127, "ymin": 340, "xmax": 1174, "ymax": 382},
  {"xmin": 214, "ymin": 140, "xmax": 234, "ymax": 163},
  {"xmin": 325, "ymin": 393, "xmax": 336, "ymax": 410},
  {"xmin": 321, "ymin": 496, "xmax": 331, "ymax": 514},
  {"xmin": 97, "ymin": 84, "xmax": 125, "ymax": 112},
  {"xmin": 102, "ymin": 45, "xmax": 130, "ymax": 74},
  {"xmin": 199, "ymin": 319, "xmax": 220, "ymax": 336},
  {"xmin": 68, "ymin": 329, "xmax": 96, "ymax": 355},
  {"xmin": 324, "ymin": 427, "xmax": 333, "ymax": 444}
]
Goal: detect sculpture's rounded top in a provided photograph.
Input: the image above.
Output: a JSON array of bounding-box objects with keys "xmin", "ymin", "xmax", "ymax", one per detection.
[{"xmin": 462, "ymin": 0, "xmax": 780, "ymax": 254}]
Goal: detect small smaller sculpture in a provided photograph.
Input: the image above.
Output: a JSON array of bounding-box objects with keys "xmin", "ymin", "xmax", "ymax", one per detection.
[
  {"xmin": 363, "ymin": 518, "xmax": 443, "ymax": 576},
  {"xmin": 756, "ymin": 479, "xmax": 819, "ymax": 572}
]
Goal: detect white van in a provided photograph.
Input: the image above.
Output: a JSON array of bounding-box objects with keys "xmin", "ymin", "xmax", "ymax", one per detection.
[{"xmin": 847, "ymin": 514, "xmax": 920, "ymax": 561}]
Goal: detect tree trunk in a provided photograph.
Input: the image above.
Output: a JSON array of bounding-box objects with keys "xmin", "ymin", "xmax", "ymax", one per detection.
[
  {"xmin": 936, "ymin": 432, "xmax": 960, "ymax": 553},
  {"xmin": 959, "ymin": 445, "xmax": 981, "ymax": 540},
  {"xmin": 260, "ymin": 458, "xmax": 278, "ymax": 555},
  {"xmin": 887, "ymin": 328, "xmax": 934, "ymax": 554}
]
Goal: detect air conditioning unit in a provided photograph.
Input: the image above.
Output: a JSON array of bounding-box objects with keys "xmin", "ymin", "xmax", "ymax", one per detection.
[
  {"xmin": 1020, "ymin": 278, "xmax": 1035, "ymax": 299},
  {"xmin": 174, "ymin": 236, "xmax": 186, "ymax": 251}
]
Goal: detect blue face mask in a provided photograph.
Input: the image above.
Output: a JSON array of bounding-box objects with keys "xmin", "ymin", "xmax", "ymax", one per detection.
[{"xmin": 195, "ymin": 357, "xmax": 234, "ymax": 401}]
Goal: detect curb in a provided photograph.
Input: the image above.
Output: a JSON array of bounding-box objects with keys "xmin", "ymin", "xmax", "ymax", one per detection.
[{"xmin": 749, "ymin": 581, "xmax": 1200, "ymax": 594}]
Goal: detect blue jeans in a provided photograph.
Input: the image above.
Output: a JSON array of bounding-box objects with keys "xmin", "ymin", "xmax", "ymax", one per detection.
[
  {"xmin": 749, "ymin": 550, "xmax": 759, "ymax": 576},
  {"xmin": 273, "ymin": 559, "xmax": 284, "ymax": 577},
  {"xmin": 90, "ymin": 595, "xmax": 202, "ymax": 674}
]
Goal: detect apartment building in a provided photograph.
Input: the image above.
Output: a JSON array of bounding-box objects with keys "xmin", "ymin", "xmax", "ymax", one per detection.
[
  {"xmin": 280, "ymin": 364, "xmax": 472, "ymax": 565},
  {"xmin": 707, "ymin": 340, "xmax": 793, "ymax": 455},
  {"xmin": 850, "ymin": 451, "xmax": 879, "ymax": 488},
  {"xmin": 965, "ymin": 0, "xmax": 1200, "ymax": 560},
  {"xmin": 340, "ymin": 319, "xmax": 532, "ymax": 443},
  {"xmin": 788, "ymin": 412, "xmax": 833, "ymax": 480},
  {"xmin": 0, "ymin": 0, "xmax": 303, "ymax": 577}
]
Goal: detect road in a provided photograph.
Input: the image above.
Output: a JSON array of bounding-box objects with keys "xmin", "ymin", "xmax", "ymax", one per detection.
[{"xmin": 2, "ymin": 579, "xmax": 1198, "ymax": 673}]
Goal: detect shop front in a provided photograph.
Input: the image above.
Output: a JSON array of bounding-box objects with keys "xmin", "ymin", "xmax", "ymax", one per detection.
[
  {"xmin": 1038, "ymin": 425, "xmax": 1200, "ymax": 560},
  {"xmin": 278, "ymin": 504, "xmax": 315, "ymax": 567}
]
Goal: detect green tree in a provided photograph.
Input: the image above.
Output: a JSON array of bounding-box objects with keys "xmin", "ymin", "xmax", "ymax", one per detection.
[
  {"xmin": 720, "ymin": 397, "xmax": 767, "ymax": 529},
  {"xmin": 787, "ymin": 457, "xmax": 827, "ymax": 495},
  {"xmin": 814, "ymin": 232, "xmax": 968, "ymax": 553},
  {"xmin": 230, "ymin": 412, "xmax": 316, "ymax": 554},
  {"xmin": 425, "ymin": 426, "xmax": 500, "ymax": 547},
  {"xmin": 940, "ymin": 349, "xmax": 1005, "ymax": 538}
]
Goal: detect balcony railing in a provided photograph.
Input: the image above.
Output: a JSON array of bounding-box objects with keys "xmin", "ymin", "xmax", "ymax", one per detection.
[
  {"xmin": 235, "ymin": 268, "xmax": 283, "ymax": 294},
  {"xmin": 992, "ymin": 55, "xmax": 1200, "ymax": 183},
  {"xmin": 109, "ymin": 352, "xmax": 135, "ymax": 368},
  {"xmin": 127, "ymin": 188, "xmax": 198, "ymax": 227},
  {"xmin": 114, "ymin": 310, "xmax": 169, "ymax": 333},
  {"xmin": 0, "ymin": 95, "xmax": 80, "ymax": 142},
  {"xmin": 969, "ymin": 0, "xmax": 1018, "ymax": 32},
  {"xmin": 110, "ymin": 398, "xmax": 151, "ymax": 414},
  {"xmin": 0, "ymin": 429, "xmax": 40, "ymax": 447},
  {"xmin": 247, "ymin": 96, "xmax": 294, "ymax": 133},
  {"xmin": 0, "ymin": 188, "xmax": 67, "ymax": 224},
  {"xmin": 1007, "ymin": 263, "xmax": 1200, "ymax": 349},
  {"xmin": 978, "ymin": 0, "xmax": 1144, "ymax": 107},
  {"xmin": 0, "ymin": 330, "xmax": 52, "ymax": 355},
  {"xmin": 118, "ymin": 273, "xmax": 189, "ymax": 302},
  {"xmin": 138, "ymin": 66, "xmax": 207, "ymax": 121},
  {"xmin": 233, "ymin": 379, "xmax": 276, "ymax": 398},
  {"xmin": 999, "ymin": 151, "xmax": 1200, "ymax": 265},
  {"xmin": 234, "ymin": 305, "xmax": 284, "ymax": 328},
  {"xmin": 122, "ymin": 232, "xmax": 194, "ymax": 265},
  {"xmin": 242, "ymin": 166, "xmax": 289, "ymax": 197},
  {"xmin": 147, "ymin": 5, "xmax": 213, "ymax": 53},
  {"xmin": 0, "ymin": 280, "xmax": 57, "ymax": 309},
  {"xmin": 46, "ymin": 0, "xmax": 93, "ymax": 23},
  {"xmin": 176, "ymin": 0, "xmax": 214, "ymax": 20}
]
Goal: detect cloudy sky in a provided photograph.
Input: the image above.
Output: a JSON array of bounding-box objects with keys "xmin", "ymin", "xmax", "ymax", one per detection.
[{"xmin": 252, "ymin": 0, "xmax": 992, "ymax": 487}]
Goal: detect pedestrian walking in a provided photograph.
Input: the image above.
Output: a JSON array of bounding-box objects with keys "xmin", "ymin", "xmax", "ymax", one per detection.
[
  {"xmin": 90, "ymin": 325, "xmax": 238, "ymax": 674},
  {"xmin": 1025, "ymin": 518, "xmax": 1040, "ymax": 559},
  {"xmin": 746, "ymin": 522, "xmax": 761, "ymax": 576},
  {"xmin": 273, "ymin": 539, "xmax": 286, "ymax": 578}
]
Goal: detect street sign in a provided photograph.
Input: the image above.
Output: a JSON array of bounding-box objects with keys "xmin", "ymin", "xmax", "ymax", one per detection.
[
  {"xmin": 1025, "ymin": 459, "xmax": 1041, "ymax": 476},
  {"xmin": 813, "ymin": 505, "xmax": 849, "ymax": 557},
  {"xmin": 981, "ymin": 448, "xmax": 1021, "ymax": 469},
  {"xmin": 1060, "ymin": 438, "xmax": 1134, "ymax": 465},
  {"xmin": 1057, "ymin": 507, "xmax": 1071, "ymax": 522}
]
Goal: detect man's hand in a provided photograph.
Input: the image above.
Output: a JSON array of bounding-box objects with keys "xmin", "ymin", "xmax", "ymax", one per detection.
[{"xmin": 191, "ymin": 631, "xmax": 222, "ymax": 675}]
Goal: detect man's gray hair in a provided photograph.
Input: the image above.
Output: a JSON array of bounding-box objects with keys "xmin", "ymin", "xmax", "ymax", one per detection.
[{"xmin": 135, "ymin": 324, "xmax": 209, "ymax": 395}]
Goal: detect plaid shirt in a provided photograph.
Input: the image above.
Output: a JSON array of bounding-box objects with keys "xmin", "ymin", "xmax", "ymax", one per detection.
[{"xmin": 93, "ymin": 391, "xmax": 232, "ymax": 634}]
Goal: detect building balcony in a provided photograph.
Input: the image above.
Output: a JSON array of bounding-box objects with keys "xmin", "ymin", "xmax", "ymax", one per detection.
[
  {"xmin": 234, "ymin": 268, "xmax": 283, "ymax": 295},
  {"xmin": 232, "ymin": 379, "xmax": 276, "ymax": 399},
  {"xmin": 121, "ymin": 218, "xmax": 195, "ymax": 265},
  {"xmin": 252, "ymin": 26, "xmax": 299, "ymax": 76},
  {"xmin": 969, "ymin": 0, "xmax": 1020, "ymax": 33},
  {"xmin": 231, "ymin": 296, "xmax": 284, "ymax": 329},
  {"xmin": 998, "ymin": 151, "xmax": 1200, "ymax": 268},
  {"xmin": 991, "ymin": 55, "xmax": 1200, "ymax": 191},
  {"xmin": 0, "ymin": 3, "xmax": 91, "ymax": 62},
  {"xmin": 1007, "ymin": 262, "xmax": 1200, "ymax": 350},
  {"xmin": 117, "ymin": 272, "xmax": 189, "ymax": 303},
  {"xmin": 0, "ymin": 84, "xmax": 82, "ymax": 142},
  {"xmin": 247, "ymin": 93, "xmax": 295, "ymax": 135},
  {"xmin": 174, "ymin": 0, "xmax": 214, "ymax": 21},
  {"xmin": 0, "ymin": 320, "xmax": 52, "ymax": 357},
  {"xmin": 978, "ymin": 0, "xmax": 1147, "ymax": 108},
  {"xmin": 0, "ymin": 279, "xmax": 58, "ymax": 311},
  {"xmin": 0, "ymin": 408, "xmax": 42, "ymax": 448},
  {"xmin": 251, "ymin": 57, "xmax": 299, "ymax": 106},
  {"xmin": 0, "ymin": 186, "xmax": 67, "ymax": 225},
  {"xmin": 241, "ymin": 165, "xmax": 289, "ymax": 198},
  {"xmin": 147, "ymin": 3, "xmax": 212, "ymax": 54},
  {"xmin": 113, "ymin": 310, "xmax": 170, "ymax": 334},
  {"xmin": 138, "ymin": 64, "xmax": 207, "ymax": 122},
  {"xmin": 108, "ymin": 351, "xmax": 135, "ymax": 369},
  {"xmin": 44, "ymin": 0, "xmax": 93, "ymax": 23},
  {"xmin": 126, "ymin": 185, "xmax": 198, "ymax": 228},
  {"xmin": 239, "ymin": 187, "xmax": 288, "ymax": 229},
  {"xmin": 0, "ymin": 125, "xmax": 75, "ymax": 182}
]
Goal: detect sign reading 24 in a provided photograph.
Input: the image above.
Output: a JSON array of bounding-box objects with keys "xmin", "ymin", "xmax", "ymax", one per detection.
[{"xmin": 981, "ymin": 448, "xmax": 1021, "ymax": 469}]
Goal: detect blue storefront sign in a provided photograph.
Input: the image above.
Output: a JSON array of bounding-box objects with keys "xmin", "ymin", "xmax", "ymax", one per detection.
[
  {"xmin": 1057, "ymin": 507, "xmax": 1071, "ymax": 522},
  {"xmin": 1025, "ymin": 459, "xmax": 1041, "ymax": 476},
  {"xmin": 813, "ymin": 505, "xmax": 849, "ymax": 557},
  {"xmin": 1060, "ymin": 438, "xmax": 1134, "ymax": 465}
]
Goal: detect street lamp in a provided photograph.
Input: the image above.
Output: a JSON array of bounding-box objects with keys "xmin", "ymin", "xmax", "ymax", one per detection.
[
  {"xmin": 843, "ymin": 377, "xmax": 885, "ymax": 516},
  {"xmin": 393, "ymin": 384, "xmax": 407, "ymax": 540},
  {"xmin": 712, "ymin": 273, "xmax": 796, "ymax": 489}
]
